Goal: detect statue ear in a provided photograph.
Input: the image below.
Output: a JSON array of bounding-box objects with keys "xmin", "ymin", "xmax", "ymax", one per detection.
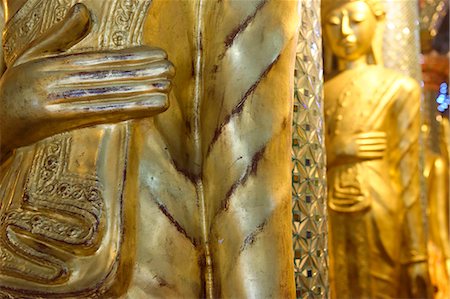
[
  {"xmin": 366, "ymin": 1, "xmax": 386, "ymax": 65},
  {"xmin": 370, "ymin": 13, "xmax": 385, "ymax": 66},
  {"xmin": 367, "ymin": 0, "xmax": 386, "ymax": 20}
]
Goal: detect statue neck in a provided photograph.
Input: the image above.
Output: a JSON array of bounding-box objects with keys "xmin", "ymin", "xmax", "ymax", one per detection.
[
  {"xmin": 337, "ymin": 55, "xmax": 368, "ymax": 72},
  {"xmin": 2, "ymin": 0, "xmax": 27, "ymax": 22}
]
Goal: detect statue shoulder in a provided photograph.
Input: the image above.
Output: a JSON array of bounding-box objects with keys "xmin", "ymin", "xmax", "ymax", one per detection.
[
  {"xmin": 376, "ymin": 66, "xmax": 420, "ymax": 94},
  {"xmin": 395, "ymin": 74, "xmax": 420, "ymax": 95},
  {"xmin": 366, "ymin": 66, "xmax": 421, "ymax": 103}
]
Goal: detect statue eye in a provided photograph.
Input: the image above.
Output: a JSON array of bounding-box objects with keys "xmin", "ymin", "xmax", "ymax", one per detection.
[
  {"xmin": 351, "ymin": 13, "xmax": 366, "ymax": 23},
  {"xmin": 328, "ymin": 16, "xmax": 341, "ymax": 25}
]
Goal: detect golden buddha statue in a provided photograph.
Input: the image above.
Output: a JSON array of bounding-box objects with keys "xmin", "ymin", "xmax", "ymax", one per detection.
[
  {"xmin": 424, "ymin": 117, "xmax": 450, "ymax": 298},
  {"xmin": 321, "ymin": 0, "xmax": 432, "ymax": 298},
  {"xmin": 0, "ymin": 0, "xmax": 300, "ymax": 297}
]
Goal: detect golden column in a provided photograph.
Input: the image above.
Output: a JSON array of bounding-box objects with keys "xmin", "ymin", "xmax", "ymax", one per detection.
[
  {"xmin": 382, "ymin": 0, "xmax": 423, "ymax": 81},
  {"xmin": 292, "ymin": 0, "xmax": 329, "ymax": 298}
]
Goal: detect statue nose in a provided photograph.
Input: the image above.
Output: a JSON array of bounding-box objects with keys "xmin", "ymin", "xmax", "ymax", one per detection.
[{"xmin": 340, "ymin": 14, "xmax": 352, "ymax": 37}]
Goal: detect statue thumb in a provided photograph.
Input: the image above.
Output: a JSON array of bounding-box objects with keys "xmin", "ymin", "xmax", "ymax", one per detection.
[{"xmin": 14, "ymin": 3, "xmax": 92, "ymax": 66}]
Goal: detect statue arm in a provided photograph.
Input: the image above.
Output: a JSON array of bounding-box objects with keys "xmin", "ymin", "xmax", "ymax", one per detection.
[
  {"xmin": 428, "ymin": 157, "xmax": 450, "ymax": 260},
  {"xmin": 393, "ymin": 77, "xmax": 432, "ymax": 298},
  {"xmin": 394, "ymin": 78, "xmax": 426, "ymax": 263}
]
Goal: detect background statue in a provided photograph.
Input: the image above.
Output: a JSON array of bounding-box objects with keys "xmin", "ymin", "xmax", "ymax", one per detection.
[
  {"xmin": 321, "ymin": 0, "xmax": 432, "ymax": 298},
  {"xmin": 0, "ymin": 0, "xmax": 300, "ymax": 297},
  {"xmin": 420, "ymin": 2, "xmax": 450, "ymax": 297},
  {"xmin": 424, "ymin": 117, "xmax": 450, "ymax": 299}
]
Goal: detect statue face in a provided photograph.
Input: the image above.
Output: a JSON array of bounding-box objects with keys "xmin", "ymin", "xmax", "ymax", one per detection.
[{"xmin": 324, "ymin": 1, "xmax": 377, "ymax": 61}]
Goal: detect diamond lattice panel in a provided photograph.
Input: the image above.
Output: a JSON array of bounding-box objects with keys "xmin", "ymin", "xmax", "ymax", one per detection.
[
  {"xmin": 292, "ymin": 1, "xmax": 329, "ymax": 298},
  {"xmin": 382, "ymin": 0, "xmax": 423, "ymax": 82}
]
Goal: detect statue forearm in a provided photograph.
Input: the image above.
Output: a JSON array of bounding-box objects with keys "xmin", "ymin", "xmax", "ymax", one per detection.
[
  {"xmin": 394, "ymin": 80, "xmax": 428, "ymax": 263},
  {"xmin": 401, "ymin": 198, "xmax": 428, "ymax": 263}
]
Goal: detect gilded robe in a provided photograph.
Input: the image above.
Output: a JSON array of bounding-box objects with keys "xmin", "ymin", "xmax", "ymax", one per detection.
[{"xmin": 324, "ymin": 65, "xmax": 426, "ymax": 298}]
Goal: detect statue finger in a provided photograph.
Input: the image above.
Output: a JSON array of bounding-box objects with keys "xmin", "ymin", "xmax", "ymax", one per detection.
[
  {"xmin": 14, "ymin": 4, "xmax": 92, "ymax": 66},
  {"xmin": 356, "ymin": 131, "xmax": 387, "ymax": 139},
  {"xmin": 358, "ymin": 144, "xmax": 387, "ymax": 151},
  {"xmin": 355, "ymin": 138, "xmax": 387, "ymax": 145},
  {"xmin": 48, "ymin": 93, "xmax": 169, "ymax": 122},
  {"xmin": 56, "ymin": 61, "xmax": 175, "ymax": 87},
  {"xmin": 43, "ymin": 46, "xmax": 169, "ymax": 70},
  {"xmin": 47, "ymin": 80, "xmax": 171, "ymax": 104},
  {"xmin": 75, "ymin": 46, "xmax": 169, "ymax": 66},
  {"xmin": 357, "ymin": 151, "xmax": 385, "ymax": 159}
]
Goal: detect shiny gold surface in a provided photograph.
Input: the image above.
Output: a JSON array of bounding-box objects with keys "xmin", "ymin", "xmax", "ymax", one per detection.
[
  {"xmin": 0, "ymin": 0, "xmax": 300, "ymax": 297},
  {"xmin": 423, "ymin": 117, "xmax": 450, "ymax": 299},
  {"xmin": 439, "ymin": 117, "xmax": 450, "ymax": 281},
  {"xmin": 322, "ymin": 0, "xmax": 432, "ymax": 298},
  {"xmin": 425, "ymin": 113, "xmax": 450, "ymax": 290},
  {"xmin": 421, "ymin": 60, "xmax": 450, "ymax": 299},
  {"xmin": 292, "ymin": 0, "xmax": 328, "ymax": 298}
]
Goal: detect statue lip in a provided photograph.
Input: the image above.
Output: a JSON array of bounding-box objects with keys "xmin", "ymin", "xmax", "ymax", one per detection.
[{"xmin": 340, "ymin": 39, "xmax": 356, "ymax": 48}]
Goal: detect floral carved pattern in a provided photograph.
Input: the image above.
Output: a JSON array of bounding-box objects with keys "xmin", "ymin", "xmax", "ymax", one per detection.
[{"xmin": 0, "ymin": 134, "xmax": 104, "ymax": 284}]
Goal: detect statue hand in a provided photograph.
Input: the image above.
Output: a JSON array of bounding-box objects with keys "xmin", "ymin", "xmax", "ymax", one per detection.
[
  {"xmin": 405, "ymin": 261, "xmax": 432, "ymax": 298},
  {"xmin": 331, "ymin": 131, "xmax": 387, "ymax": 164},
  {"xmin": 0, "ymin": 4, "xmax": 174, "ymax": 160}
]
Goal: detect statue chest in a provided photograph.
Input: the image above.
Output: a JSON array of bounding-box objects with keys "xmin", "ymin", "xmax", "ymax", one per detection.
[{"xmin": 324, "ymin": 68, "xmax": 398, "ymax": 136}]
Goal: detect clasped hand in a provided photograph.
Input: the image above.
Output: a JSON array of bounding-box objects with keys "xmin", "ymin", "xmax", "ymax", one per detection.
[
  {"xmin": 329, "ymin": 131, "xmax": 387, "ymax": 166},
  {"xmin": 0, "ymin": 4, "xmax": 174, "ymax": 160}
]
